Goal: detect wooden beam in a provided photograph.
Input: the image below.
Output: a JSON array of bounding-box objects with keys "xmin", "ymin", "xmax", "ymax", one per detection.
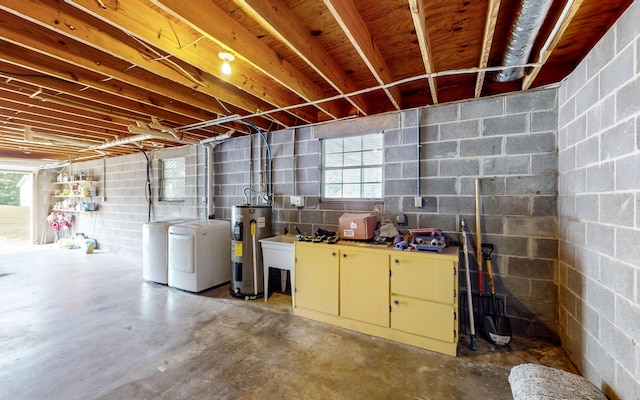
[
  {"xmin": 522, "ymin": 0, "xmax": 584, "ymax": 90},
  {"xmin": 0, "ymin": 120, "xmax": 106, "ymax": 146},
  {"xmin": 0, "ymin": 147, "xmax": 75, "ymax": 161},
  {"xmin": 141, "ymin": 0, "xmax": 342, "ymax": 120},
  {"xmin": 0, "ymin": 105, "xmax": 128, "ymax": 140},
  {"xmin": 68, "ymin": 0, "xmax": 313, "ymax": 125},
  {"xmin": 0, "ymin": 0, "xmax": 300, "ymax": 127},
  {"xmin": 234, "ymin": 0, "xmax": 370, "ymax": 116},
  {"xmin": 0, "ymin": 40, "xmax": 217, "ymax": 122},
  {"xmin": 474, "ymin": 0, "xmax": 501, "ymax": 98},
  {"xmin": 324, "ymin": 0, "xmax": 403, "ymax": 110},
  {"xmin": 0, "ymin": 12, "xmax": 229, "ymax": 119},
  {"xmin": 0, "ymin": 62, "xmax": 209, "ymax": 129},
  {"xmin": 408, "ymin": 0, "xmax": 438, "ymax": 104},
  {"xmin": 0, "ymin": 83, "xmax": 136, "ymax": 128}
]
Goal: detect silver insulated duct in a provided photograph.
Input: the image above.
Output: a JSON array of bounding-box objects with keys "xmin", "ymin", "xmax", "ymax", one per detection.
[{"xmin": 495, "ymin": 0, "xmax": 554, "ymax": 82}]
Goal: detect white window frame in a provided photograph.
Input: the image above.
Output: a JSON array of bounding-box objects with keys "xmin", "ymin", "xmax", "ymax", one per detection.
[
  {"xmin": 320, "ymin": 133, "xmax": 384, "ymax": 200},
  {"xmin": 159, "ymin": 157, "xmax": 185, "ymax": 202}
]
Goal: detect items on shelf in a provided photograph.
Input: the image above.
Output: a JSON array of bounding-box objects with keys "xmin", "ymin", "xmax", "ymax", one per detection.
[
  {"xmin": 56, "ymin": 171, "xmax": 93, "ymax": 182},
  {"xmin": 50, "ymin": 176, "xmax": 99, "ymax": 212},
  {"xmin": 52, "ymin": 198, "xmax": 98, "ymax": 212}
]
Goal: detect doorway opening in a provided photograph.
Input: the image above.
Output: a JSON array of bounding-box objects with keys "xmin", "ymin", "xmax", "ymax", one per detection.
[{"xmin": 0, "ymin": 171, "xmax": 32, "ymax": 251}]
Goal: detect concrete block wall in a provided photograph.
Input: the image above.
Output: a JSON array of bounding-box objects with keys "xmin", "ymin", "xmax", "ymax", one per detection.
[
  {"xmin": 419, "ymin": 90, "xmax": 559, "ymax": 338},
  {"xmin": 37, "ymin": 145, "xmax": 206, "ymax": 258},
  {"xmin": 213, "ymin": 88, "xmax": 559, "ymax": 338},
  {"xmin": 36, "ymin": 89, "xmax": 559, "ymax": 339},
  {"xmin": 557, "ymin": 2, "xmax": 640, "ymax": 398}
]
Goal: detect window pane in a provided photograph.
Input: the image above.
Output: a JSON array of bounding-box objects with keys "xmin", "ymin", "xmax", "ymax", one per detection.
[
  {"xmin": 343, "ymin": 184, "xmax": 360, "ymax": 197},
  {"xmin": 363, "ymin": 167, "xmax": 382, "ymax": 183},
  {"xmin": 325, "ymin": 154, "xmax": 343, "ymax": 168},
  {"xmin": 362, "ymin": 183, "xmax": 382, "ymax": 198},
  {"xmin": 325, "ymin": 184, "xmax": 342, "ymax": 198},
  {"xmin": 160, "ymin": 157, "xmax": 185, "ymax": 201},
  {"xmin": 343, "ymin": 152, "xmax": 361, "ymax": 167},
  {"xmin": 321, "ymin": 133, "xmax": 383, "ymax": 200},
  {"xmin": 343, "ymin": 136, "xmax": 361, "ymax": 152},
  {"xmin": 362, "ymin": 149, "xmax": 382, "ymax": 165},
  {"xmin": 343, "ymin": 168, "xmax": 361, "ymax": 183},
  {"xmin": 362, "ymin": 134, "xmax": 383, "ymax": 150},
  {"xmin": 325, "ymin": 170, "xmax": 342, "ymax": 183},
  {"xmin": 324, "ymin": 139, "xmax": 343, "ymax": 154}
]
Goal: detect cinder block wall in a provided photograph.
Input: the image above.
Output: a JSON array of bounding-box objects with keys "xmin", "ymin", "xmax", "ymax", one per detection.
[
  {"xmin": 41, "ymin": 90, "xmax": 558, "ymax": 338},
  {"xmin": 557, "ymin": 2, "xmax": 640, "ymax": 397},
  {"xmin": 418, "ymin": 91, "xmax": 559, "ymax": 338},
  {"xmin": 36, "ymin": 145, "xmax": 206, "ymax": 256},
  {"xmin": 213, "ymin": 88, "xmax": 559, "ymax": 338}
]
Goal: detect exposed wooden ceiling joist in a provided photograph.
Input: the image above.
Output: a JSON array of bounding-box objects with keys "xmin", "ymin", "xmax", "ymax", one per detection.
[
  {"xmin": 475, "ymin": 0, "xmax": 501, "ymax": 98},
  {"xmin": 0, "ymin": 0, "xmax": 631, "ymax": 167},
  {"xmin": 233, "ymin": 0, "xmax": 372, "ymax": 116},
  {"xmin": 149, "ymin": 0, "xmax": 346, "ymax": 120},
  {"xmin": 324, "ymin": 0, "xmax": 403, "ymax": 110},
  {"xmin": 522, "ymin": 0, "xmax": 585, "ymax": 90},
  {"xmin": 408, "ymin": 0, "xmax": 438, "ymax": 104},
  {"xmin": 63, "ymin": 0, "xmax": 308, "ymax": 126}
]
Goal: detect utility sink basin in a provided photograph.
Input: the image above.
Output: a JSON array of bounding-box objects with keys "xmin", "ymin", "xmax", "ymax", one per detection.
[
  {"xmin": 259, "ymin": 235, "xmax": 295, "ymax": 305},
  {"xmin": 260, "ymin": 234, "xmax": 296, "ymax": 245}
]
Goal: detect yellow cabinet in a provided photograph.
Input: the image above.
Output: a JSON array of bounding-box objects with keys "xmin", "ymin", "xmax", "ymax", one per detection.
[
  {"xmin": 390, "ymin": 255, "xmax": 456, "ymax": 303},
  {"xmin": 340, "ymin": 248, "xmax": 389, "ymax": 327},
  {"xmin": 294, "ymin": 242, "xmax": 339, "ymax": 315},
  {"xmin": 390, "ymin": 295, "xmax": 456, "ymax": 343},
  {"xmin": 391, "ymin": 252, "xmax": 458, "ymax": 343},
  {"xmin": 294, "ymin": 241, "xmax": 459, "ymax": 357}
]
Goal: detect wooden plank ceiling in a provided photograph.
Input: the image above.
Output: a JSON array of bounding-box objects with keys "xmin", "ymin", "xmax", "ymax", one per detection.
[{"xmin": 0, "ymin": 0, "xmax": 632, "ymax": 168}]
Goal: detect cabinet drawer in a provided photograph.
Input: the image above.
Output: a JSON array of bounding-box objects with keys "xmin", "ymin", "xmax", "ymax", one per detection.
[
  {"xmin": 391, "ymin": 255, "xmax": 456, "ymax": 303},
  {"xmin": 391, "ymin": 295, "xmax": 456, "ymax": 343}
]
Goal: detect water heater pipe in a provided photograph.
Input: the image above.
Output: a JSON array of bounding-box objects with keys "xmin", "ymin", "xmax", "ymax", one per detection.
[{"xmin": 206, "ymin": 143, "xmax": 215, "ymax": 218}]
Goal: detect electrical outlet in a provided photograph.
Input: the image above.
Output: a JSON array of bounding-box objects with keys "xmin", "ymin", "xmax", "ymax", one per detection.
[
  {"xmin": 414, "ymin": 196, "xmax": 423, "ymax": 208},
  {"xmin": 396, "ymin": 214, "xmax": 407, "ymax": 226},
  {"xmin": 290, "ymin": 196, "xmax": 304, "ymax": 208}
]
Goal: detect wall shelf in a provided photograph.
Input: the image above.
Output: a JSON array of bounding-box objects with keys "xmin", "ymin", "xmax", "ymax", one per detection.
[
  {"xmin": 50, "ymin": 179, "xmax": 99, "ymax": 213},
  {"xmin": 51, "ymin": 209, "xmax": 97, "ymax": 213},
  {"xmin": 51, "ymin": 180, "xmax": 97, "ymax": 184}
]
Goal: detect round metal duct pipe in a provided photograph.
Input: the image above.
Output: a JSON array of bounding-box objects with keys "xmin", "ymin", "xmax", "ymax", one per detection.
[{"xmin": 495, "ymin": 0, "xmax": 554, "ymax": 82}]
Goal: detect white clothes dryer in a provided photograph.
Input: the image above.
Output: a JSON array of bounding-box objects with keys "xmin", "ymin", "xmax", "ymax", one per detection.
[
  {"xmin": 168, "ymin": 219, "xmax": 231, "ymax": 292},
  {"xmin": 142, "ymin": 218, "xmax": 195, "ymax": 284}
]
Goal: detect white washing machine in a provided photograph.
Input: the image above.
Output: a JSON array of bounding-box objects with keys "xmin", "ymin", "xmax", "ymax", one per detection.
[
  {"xmin": 168, "ymin": 219, "xmax": 231, "ymax": 292},
  {"xmin": 142, "ymin": 218, "xmax": 195, "ymax": 284}
]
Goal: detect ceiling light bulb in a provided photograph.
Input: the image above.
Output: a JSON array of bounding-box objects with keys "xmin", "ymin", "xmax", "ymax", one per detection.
[
  {"xmin": 221, "ymin": 60, "xmax": 232, "ymax": 75},
  {"xmin": 218, "ymin": 50, "xmax": 235, "ymax": 76}
]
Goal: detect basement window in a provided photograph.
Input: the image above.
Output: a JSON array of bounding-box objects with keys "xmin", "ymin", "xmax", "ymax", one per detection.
[
  {"xmin": 159, "ymin": 157, "xmax": 185, "ymax": 202},
  {"xmin": 321, "ymin": 133, "xmax": 383, "ymax": 200}
]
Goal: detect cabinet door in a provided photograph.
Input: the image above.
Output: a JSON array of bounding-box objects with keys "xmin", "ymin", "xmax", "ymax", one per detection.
[
  {"xmin": 340, "ymin": 249, "xmax": 389, "ymax": 327},
  {"xmin": 391, "ymin": 254, "xmax": 456, "ymax": 304},
  {"xmin": 391, "ymin": 295, "xmax": 456, "ymax": 343},
  {"xmin": 295, "ymin": 244, "xmax": 339, "ymax": 315}
]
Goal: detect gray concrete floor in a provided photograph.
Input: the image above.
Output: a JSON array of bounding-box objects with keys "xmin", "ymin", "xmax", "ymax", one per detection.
[{"xmin": 0, "ymin": 244, "xmax": 576, "ymax": 400}]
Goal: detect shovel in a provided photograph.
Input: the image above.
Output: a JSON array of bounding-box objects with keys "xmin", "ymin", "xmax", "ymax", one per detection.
[{"xmin": 481, "ymin": 243, "xmax": 512, "ymax": 346}]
